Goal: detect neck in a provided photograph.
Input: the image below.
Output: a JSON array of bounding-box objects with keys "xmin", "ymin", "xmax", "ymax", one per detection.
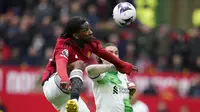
[{"xmin": 73, "ymin": 38, "xmax": 84, "ymax": 48}]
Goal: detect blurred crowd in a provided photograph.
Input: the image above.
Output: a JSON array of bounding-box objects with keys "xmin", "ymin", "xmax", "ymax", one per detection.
[
  {"xmin": 0, "ymin": 0, "xmax": 200, "ymax": 74},
  {"xmin": 0, "ymin": 1, "xmax": 199, "ymax": 112}
]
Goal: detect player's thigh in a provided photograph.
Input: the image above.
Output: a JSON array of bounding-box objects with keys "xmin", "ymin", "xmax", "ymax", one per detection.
[
  {"xmin": 78, "ymin": 97, "xmax": 90, "ymax": 112},
  {"xmin": 43, "ymin": 73, "xmax": 70, "ymax": 110}
]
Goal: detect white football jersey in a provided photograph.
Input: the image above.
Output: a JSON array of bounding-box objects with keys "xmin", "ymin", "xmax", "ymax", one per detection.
[{"xmin": 91, "ymin": 71, "xmax": 133, "ymax": 112}]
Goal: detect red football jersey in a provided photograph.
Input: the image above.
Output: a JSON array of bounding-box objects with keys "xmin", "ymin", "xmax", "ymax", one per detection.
[
  {"xmin": 42, "ymin": 37, "xmax": 97, "ymax": 83},
  {"xmin": 42, "ymin": 37, "xmax": 133, "ymax": 84}
]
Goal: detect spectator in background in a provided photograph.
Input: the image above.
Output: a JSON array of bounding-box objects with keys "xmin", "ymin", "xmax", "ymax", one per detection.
[
  {"xmin": 188, "ymin": 27, "xmax": 200, "ymax": 71},
  {"xmin": 0, "ymin": 51, "xmax": 4, "ymax": 64},
  {"xmin": 59, "ymin": 0, "xmax": 69, "ymax": 19},
  {"xmin": 87, "ymin": 4, "xmax": 99, "ymax": 29},
  {"xmin": 0, "ymin": 0, "xmax": 4, "ymax": 13},
  {"xmin": 155, "ymin": 24, "xmax": 171, "ymax": 59},
  {"xmin": 188, "ymin": 75, "xmax": 200, "ymax": 97},
  {"xmin": 16, "ymin": 16, "xmax": 32, "ymax": 57},
  {"xmin": 53, "ymin": 24, "xmax": 64, "ymax": 40},
  {"xmin": 96, "ymin": 0, "xmax": 112, "ymax": 21},
  {"xmin": 171, "ymin": 54, "xmax": 183, "ymax": 72},
  {"xmin": 6, "ymin": 16, "xmax": 20, "ymax": 47},
  {"xmin": 131, "ymin": 92, "xmax": 149, "ymax": 112},
  {"xmin": 28, "ymin": 14, "xmax": 37, "ymax": 39},
  {"xmin": 108, "ymin": 33, "xmax": 120, "ymax": 45},
  {"xmin": 39, "ymin": 16, "xmax": 54, "ymax": 46},
  {"xmin": 0, "ymin": 97, "xmax": 6, "ymax": 112},
  {"xmin": 135, "ymin": 52, "xmax": 151, "ymax": 73},
  {"xmin": 6, "ymin": 48, "xmax": 21, "ymax": 65},
  {"xmin": 22, "ymin": 46, "xmax": 42, "ymax": 66},
  {"xmin": 69, "ymin": 1, "xmax": 85, "ymax": 18},
  {"xmin": 43, "ymin": 47, "xmax": 53, "ymax": 65},
  {"xmin": 194, "ymin": 56, "xmax": 200, "ymax": 72},
  {"xmin": 143, "ymin": 80, "xmax": 158, "ymax": 95},
  {"xmin": 0, "ymin": 38, "xmax": 11, "ymax": 61},
  {"xmin": 0, "ymin": 15, "xmax": 7, "ymax": 37},
  {"xmin": 57, "ymin": 14, "xmax": 69, "ymax": 27},
  {"xmin": 31, "ymin": 33, "xmax": 45, "ymax": 55},
  {"xmin": 118, "ymin": 30, "xmax": 134, "ymax": 59},
  {"xmin": 136, "ymin": 24, "xmax": 155, "ymax": 60},
  {"xmin": 156, "ymin": 56, "xmax": 169, "ymax": 71},
  {"xmin": 170, "ymin": 30, "xmax": 188, "ymax": 56},
  {"xmin": 157, "ymin": 101, "xmax": 168, "ymax": 112},
  {"xmin": 34, "ymin": 0, "xmax": 53, "ymax": 23},
  {"xmin": 51, "ymin": 0, "xmax": 63, "ymax": 21}
]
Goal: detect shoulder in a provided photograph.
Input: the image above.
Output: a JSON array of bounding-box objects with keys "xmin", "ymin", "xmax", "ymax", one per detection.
[
  {"xmin": 54, "ymin": 38, "xmax": 72, "ymax": 58},
  {"xmin": 118, "ymin": 72, "xmax": 128, "ymax": 78},
  {"xmin": 54, "ymin": 38, "xmax": 72, "ymax": 50}
]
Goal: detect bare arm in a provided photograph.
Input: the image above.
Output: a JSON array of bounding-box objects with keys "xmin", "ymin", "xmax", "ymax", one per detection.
[{"xmin": 85, "ymin": 64, "xmax": 116, "ymax": 79}]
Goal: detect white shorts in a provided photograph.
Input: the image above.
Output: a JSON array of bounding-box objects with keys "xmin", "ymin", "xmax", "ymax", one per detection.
[{"xmin": 43, "ymin": 73, "xmax": 90, "ymax": 112}]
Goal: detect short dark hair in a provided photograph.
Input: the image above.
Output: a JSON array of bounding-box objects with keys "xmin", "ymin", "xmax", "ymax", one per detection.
[
  {"xmin": 102, "ymin": 43, "xmax": 115, "ymax": 48},
  {"xmin": 61, "ymin": 16, "xmax": 86, "ymax": 38},
  {"xmin": 96, "ymin": 43, "xmax": 117, "ymax": 64}
]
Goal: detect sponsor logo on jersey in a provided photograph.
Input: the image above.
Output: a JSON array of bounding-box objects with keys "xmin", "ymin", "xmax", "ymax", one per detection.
[
  {"xmin": 113, "ymin": 85, "xmax": 118, "ymax": 94},
  {"xmin": 87, "ymin": 51, "xmax": 91, "ymax": 58},
  {"xmin": 113, "ymin": 85, "xmax": 129, "ymax": 94}
]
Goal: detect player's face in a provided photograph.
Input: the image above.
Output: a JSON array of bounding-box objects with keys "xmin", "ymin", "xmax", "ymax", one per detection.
[
  {"xmin": 102, "ymin": 46, "xmax": 119, "ymax": 64},
  {"xmin": 78, "ymin": 21, "xmax": 93, "ymax": 43}
]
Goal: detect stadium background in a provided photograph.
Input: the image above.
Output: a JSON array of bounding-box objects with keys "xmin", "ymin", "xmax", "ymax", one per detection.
[{"xmin": 0, "ymin": 0, "xmax": 200, "ymax": 112}]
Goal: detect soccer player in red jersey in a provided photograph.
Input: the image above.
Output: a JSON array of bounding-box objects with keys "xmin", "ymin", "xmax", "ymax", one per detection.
[{"xmin": 42, "ymin": 17, "xmax": 138, "ymax": 112}]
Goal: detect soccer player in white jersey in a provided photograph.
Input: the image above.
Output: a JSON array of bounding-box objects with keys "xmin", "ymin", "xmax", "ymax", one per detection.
[{"xmin": 85, "ymin": 43, "xmax": 137, "ymax": 112}]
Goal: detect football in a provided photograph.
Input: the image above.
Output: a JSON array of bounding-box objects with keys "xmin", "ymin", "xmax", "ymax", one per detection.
[{"xmin": 113, "ymin": 2, "xmax": 136, "ymax": 26}]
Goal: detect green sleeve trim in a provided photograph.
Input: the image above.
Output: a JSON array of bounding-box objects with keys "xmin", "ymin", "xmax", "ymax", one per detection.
[
  {"xmin": 97, "ymin": 72, "xmax": 122, "ymax": 85},
  {"xmin": 123, "ymin": 98, "xmax": 133, "ymax": 112},
  {"xmin": 97, "ymin": 73, "xmax": 109, "ymax": 84}
]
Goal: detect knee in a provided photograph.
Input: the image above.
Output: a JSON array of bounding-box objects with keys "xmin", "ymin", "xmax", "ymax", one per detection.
[{"xmin": 67, "ymin": 60, "xmax": 85, "ymax": 80}]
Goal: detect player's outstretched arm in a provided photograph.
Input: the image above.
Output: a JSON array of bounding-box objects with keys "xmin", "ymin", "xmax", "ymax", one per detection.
[
  {"xmin": 92, "ymin": 40, "xmax": 138, "ymax": 75},
  {"xmin": 85, "ymin": 64, "xmax": 116, "ymax": 78}
]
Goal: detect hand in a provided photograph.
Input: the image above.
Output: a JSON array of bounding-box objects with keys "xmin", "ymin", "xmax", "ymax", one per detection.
[
  {"xmin": 128, "ymin": 82, "xmax": 136, "ymax": 98},
  {"xmin": 132, "ymin": 65, "xmax": 138, "ymax": 73},
  {"xmin": 117, "ymin": 62, "xmax": 138, "ymax": 75},
  {"xmin": 128, "ymin": 82, "xmax": 136, "ymax": 91},
  {"xmin": 60, "ymin": 80, "xmax": 71, "ymax": 90}
]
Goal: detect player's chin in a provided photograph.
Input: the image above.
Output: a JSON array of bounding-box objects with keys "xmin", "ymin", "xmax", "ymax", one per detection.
[{"xmin": 85, "ymin": 37, "xmax": 93, "ymax": 43}]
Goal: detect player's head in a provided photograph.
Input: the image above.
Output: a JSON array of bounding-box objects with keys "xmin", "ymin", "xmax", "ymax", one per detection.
[
  {"xmin": 61, "ymin": 16, "xmax": 93, "ymax": 43},
  {"xmin": 97, "ymin": 43, "xmax": 119, "ymax": 64}
]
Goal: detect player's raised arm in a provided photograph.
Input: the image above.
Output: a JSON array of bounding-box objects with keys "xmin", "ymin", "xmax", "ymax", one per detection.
[
  {"xmin": 85, "ymin": 64, "xmax": 116, "ymax": 78},
  {"xmin": 91, "ymin": 40, "xmax": 138, "ymax": 75}
]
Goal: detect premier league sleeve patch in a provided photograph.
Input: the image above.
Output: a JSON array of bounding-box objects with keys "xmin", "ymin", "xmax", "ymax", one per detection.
[{"xmin": 60, "ymin": 49, "xmax": 69, "ymax": 59}]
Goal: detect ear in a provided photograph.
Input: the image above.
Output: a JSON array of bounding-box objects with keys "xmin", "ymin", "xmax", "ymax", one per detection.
[{"xmin": 73, "ymin": 33, "xmax": 79, "ymax": 39}]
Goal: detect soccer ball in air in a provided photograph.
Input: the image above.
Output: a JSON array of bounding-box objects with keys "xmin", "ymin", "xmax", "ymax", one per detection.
[{"xmin": 113, "ymin": 2, "xmax": 136, "ymax": 26}]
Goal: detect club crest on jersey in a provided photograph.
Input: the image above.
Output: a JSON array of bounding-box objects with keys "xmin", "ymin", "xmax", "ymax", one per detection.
[
  {"xmin": 61, "ymin": 49, "xmax": 68, "ymax": 59},
  {"xmin": 87, "ymin": 51, "xmax": 91, "ymax": 58}
]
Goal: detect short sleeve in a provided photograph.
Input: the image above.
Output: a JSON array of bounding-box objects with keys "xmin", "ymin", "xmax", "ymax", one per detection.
[{"xmin": 90, "ymin": 73, "xmax": 106, "ymax": 82}]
